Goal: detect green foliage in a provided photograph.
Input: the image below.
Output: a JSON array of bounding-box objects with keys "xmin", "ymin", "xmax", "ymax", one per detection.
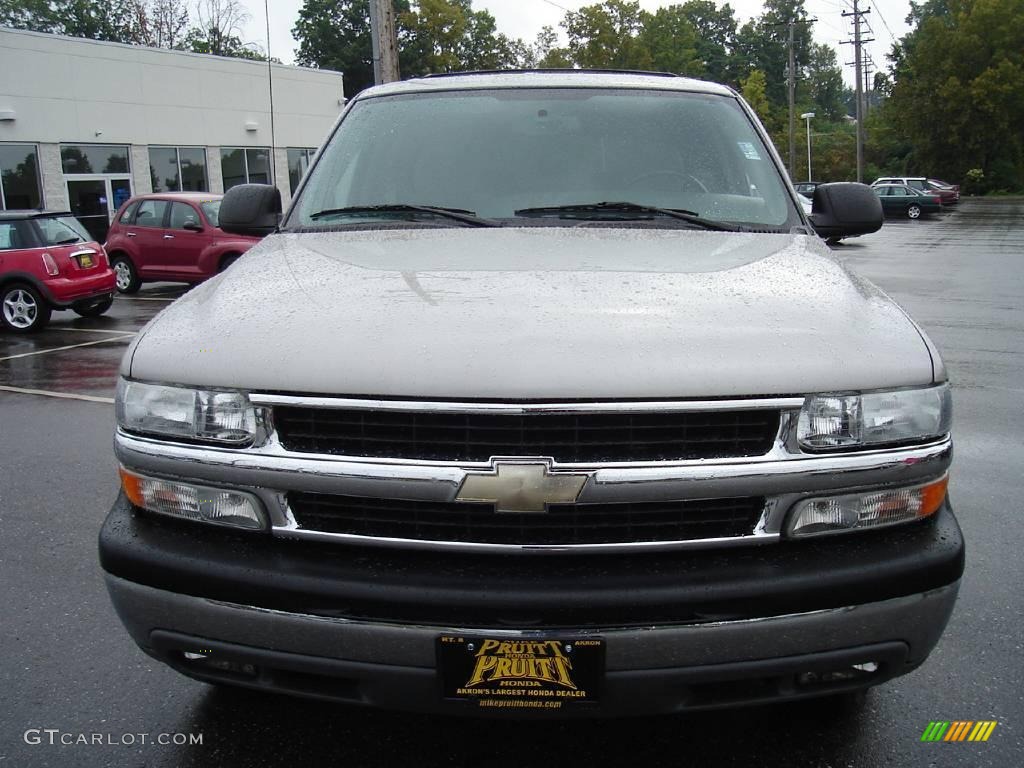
[
  {"xmin": 803, "ymin": 43, "xmax": 845, "ymax": 121},
  {"xmin": 1, "ymin": 0, "xmax": 270, "ymax": 60},
  {"xmin": 293, "ymin": 0, "xmax": 376, "ymax": 96},
  {"xmin": 740, "ymin": 70, "xmax": 771, "ymax": 124},
  {"xmin": 294, "ymin": 1, "xmax": 530, "ymax": 95},
  {"xmin": 874, "ymin": 0, "xmax": 1024, "ymax": 191},
  {"xmin": 639, "ymin": 5, "xmax": 703, "ymax": 77},
  {"xmin": 562, "ymin": 0, "xmax": 651, "ymax": 70},
  {"xmin": 676, "ymin": 1, "xmax": 739, "ymax": 84}
]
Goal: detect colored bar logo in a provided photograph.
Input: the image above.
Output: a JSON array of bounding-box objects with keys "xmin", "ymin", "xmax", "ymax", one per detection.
[{"xmin": 921, "ymin": 721, "xmax": 997, "ymax": 742}]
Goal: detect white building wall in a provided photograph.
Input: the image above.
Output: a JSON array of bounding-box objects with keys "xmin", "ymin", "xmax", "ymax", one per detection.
[{"xmin": 0, "ymin": 27, "xmax": 344, "ymax": 207}]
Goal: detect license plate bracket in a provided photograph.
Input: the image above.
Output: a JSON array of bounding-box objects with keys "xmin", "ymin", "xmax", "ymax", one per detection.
[{"xmin": 437, "ymin": 635, "xmax": 604, "ymax": 711}]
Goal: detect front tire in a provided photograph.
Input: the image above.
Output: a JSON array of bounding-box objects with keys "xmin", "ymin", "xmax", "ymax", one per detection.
[
  {"xmin": 218, "ymin": 254, "xmax": 240, "ymax": 272},
  {"xmin": 72, "ymin": 296, "xmax": 114, "ymax": 318},
  {"xmin": 111, "ymin": 255, "xmax": 141, "ymax": 294},
  {"xmin": 907, "ymin": 204, "xmax": 922, "ymax": 219},
  {"xmin": 1, "ymin": 283, "xmax": 52, "ymax": 333}
]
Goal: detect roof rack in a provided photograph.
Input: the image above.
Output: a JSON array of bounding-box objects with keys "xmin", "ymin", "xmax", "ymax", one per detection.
[{"xmin": 420, "ymin": 69, "xmax": 682, "ymax": 80}]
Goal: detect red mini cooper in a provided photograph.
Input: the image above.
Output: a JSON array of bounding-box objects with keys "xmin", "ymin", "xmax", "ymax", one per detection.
[
  {"xmin": 0, "ymin": 210, "xmax": 116, "ymax": 333},
  {"xmin": 104, "ymin": 193, "xmax": 262, "ymax": 293}
]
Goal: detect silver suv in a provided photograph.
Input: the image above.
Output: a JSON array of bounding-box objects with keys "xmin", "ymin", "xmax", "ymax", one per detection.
[{"xmin": 101, "ymin": 71, "xmax": 961, "ymax": 717}]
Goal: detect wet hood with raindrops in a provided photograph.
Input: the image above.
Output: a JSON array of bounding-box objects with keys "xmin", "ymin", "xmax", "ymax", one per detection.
[{"xmin": 123, "ymin": 226, "xmax": 939, "ymax": 399}]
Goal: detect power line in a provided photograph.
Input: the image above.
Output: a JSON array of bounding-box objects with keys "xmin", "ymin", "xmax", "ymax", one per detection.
[
  {"xmin": 537, "ymin": 0, "xmax": 572, "ymax": 12},
  {"xmin": 872, "ymin": 2, "xmax": 897, "ymax": 41}
]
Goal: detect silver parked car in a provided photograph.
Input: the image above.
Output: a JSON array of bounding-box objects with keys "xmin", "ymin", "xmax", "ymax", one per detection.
[{"xmin": 101, "ymin": 71, "xmax": 960, "ymax": 717}]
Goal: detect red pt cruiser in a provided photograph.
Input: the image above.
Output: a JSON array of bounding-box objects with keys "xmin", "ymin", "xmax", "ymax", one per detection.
[
  {"xmin": 105, "ymin": 193, "xmax": 262, "ymax": 294},
  {"xmin": 1, "ymin": 210, "xmax": 116, "ymax": 333}
]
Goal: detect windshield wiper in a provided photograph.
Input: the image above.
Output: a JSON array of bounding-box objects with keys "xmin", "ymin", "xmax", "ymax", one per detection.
[
  {"xmin": 54, "ymin": 236, "xmax": 82, "ymax": 245},
  {"xmin": 513, "ymin": 202, "xmax": 739, "ymax": 231},
  {"xmin": 309, "ymin": 204, "xmax": 500, "ymax": 228}
]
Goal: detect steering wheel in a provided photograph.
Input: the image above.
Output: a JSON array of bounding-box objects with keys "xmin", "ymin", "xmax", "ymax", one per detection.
[{"xmin": 625, "ymin": 171, "xmax": 709, "ymax": 195}]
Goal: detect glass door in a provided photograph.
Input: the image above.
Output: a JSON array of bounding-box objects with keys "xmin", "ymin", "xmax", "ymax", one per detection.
[{"xmin": 65, "ymin": 176, "xmax": 132, "ymax": 242}]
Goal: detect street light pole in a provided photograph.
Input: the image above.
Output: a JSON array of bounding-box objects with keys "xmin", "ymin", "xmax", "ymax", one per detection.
[{"xmin": 800, "ymin": 112, "xmax": 815, "ymax": 182}]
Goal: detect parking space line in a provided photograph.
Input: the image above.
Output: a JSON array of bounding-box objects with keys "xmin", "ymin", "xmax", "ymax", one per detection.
[
  {"xmin": 0, "ymin": 384, "xmax": 114, "ymax": 404},
  {"xmin": 0, "ymin": 334, "xmax": 135, "ymax": 362},
  {"xmin": 45, "ymin": 327, "xmax": 142, "ymax": 335}
]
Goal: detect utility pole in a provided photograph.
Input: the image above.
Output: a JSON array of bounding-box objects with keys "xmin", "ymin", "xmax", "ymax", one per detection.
[
  {"xmin": 841, "ymin": 1, "xmax": 873, "ymax": 182},
  {"xmin": 768, "ymin": 17, "xmax": 816, "ymax": 180},
  {"xmin": 368, "ymin": 0, "xmax": 400, "ymax": 85}
]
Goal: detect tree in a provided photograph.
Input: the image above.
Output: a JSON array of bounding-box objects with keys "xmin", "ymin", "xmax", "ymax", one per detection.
[
  {"xmin": 561, "ymin": 0, "xmax": 651, "ymax": 70},
  {"xmin": 185, "ymin": 0, "xmax": 267, "ymax": 60},
  {"xmin": 740, "ymin": 69, "xmax": 772, "ymax": 125},
  {"xmin": 734, "ymin": 0, "xmax": 812, "ymax": 107},
  {"xmin": 803, "ymin": 43, "xmax": 845, "ymax": 121},
  {"xmin": 293, "ymin": 0, "xmax": 376, "ymax": 97},
  {"xmin": 639, "ymin": 5, "xmax": 702, "ymax": 77},
  {"xmin": 1, "ymin": 0, "xmax": 141, "ymax": 42},
  {"xmin": 876, "ymin": 0, "xmax": 1024, "ymax": 190},
  {"xmin": 677, "ymin": 0, "xmax": 739, "ymax": 84},
  {"xmin": 142, "ymin": 0, "xmax": 190, "ymax": 48},
  {"xmin": 530, "ymin": 25, "xmax": 573, "ymax": 69}
]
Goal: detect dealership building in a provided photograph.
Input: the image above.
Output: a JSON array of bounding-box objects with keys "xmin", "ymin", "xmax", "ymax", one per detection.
[{"xmin": 0, "ymin": 27, "xmax": 345, "ymax": 240}]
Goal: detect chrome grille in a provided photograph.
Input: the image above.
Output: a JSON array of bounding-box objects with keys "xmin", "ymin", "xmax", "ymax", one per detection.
[
  {"xmin": 286, "ymin": 493, "xmax": 766, "ymax": 546},
  {"xmin": 272, "ymin": 407, "xmax": 780, "ymax": 463}
]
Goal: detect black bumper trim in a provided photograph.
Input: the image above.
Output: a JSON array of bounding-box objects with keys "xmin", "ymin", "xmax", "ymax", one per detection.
[
  {"xmin": 99, "ymin": 492, "xmax": 964, "ymax": 629},
  {"xmin": 149, "ymin": 629, "xmax": 910, "ymax": 717}
]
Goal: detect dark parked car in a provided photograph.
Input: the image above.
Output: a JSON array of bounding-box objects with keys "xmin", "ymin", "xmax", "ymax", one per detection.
[
  {"xmin": 104, "ymin": 193, "xmax": 261, "ymax": 294},
  {"xmin": 0, "ymin": 210, "xmax": 116, "ymax": 332},
  {"xmin": 872, "ymin": 184, "xmax": 943, "ymax": 219},
  {"xmin": 793, "ymin": 181, "xmax": 822, "ymax": 199}
]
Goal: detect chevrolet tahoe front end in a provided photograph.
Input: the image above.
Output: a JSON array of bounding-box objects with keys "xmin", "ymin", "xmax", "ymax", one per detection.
[{"xmin": 99, "ymin": 72, "xmax": 963, "ymax": 717}]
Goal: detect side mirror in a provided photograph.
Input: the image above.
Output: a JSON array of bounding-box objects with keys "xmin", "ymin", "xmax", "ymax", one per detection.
[
  {"xmin": 219, "ymin": 184, "xmax": 281, "ymax": 237},
  {"xmin": 807, "ymin": 182, "xmax": 883, "ymax": 239},
  {"xmin": 182, "ymin": 220, "xmax": 203, "ymax": 232}
]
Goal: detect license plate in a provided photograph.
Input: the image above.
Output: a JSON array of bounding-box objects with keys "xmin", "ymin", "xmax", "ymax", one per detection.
[
  {"xmin": 437, "ymin": 635, "xmax": 604, "ymax": 711},
  {"xmin": 78, "ymin": 254, "xmax": 94, "ymax": 268}
]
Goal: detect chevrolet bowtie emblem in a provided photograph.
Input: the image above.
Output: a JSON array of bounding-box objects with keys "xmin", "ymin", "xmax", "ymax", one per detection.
[{"xmin": 455, "ymin": 461, "xmax": 589, "ymax": 513}]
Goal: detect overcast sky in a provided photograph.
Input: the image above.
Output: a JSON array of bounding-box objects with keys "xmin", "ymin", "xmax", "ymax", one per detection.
[{"xmin": 240, "ymin": 0, "xmax": 913, "ymax": 86}]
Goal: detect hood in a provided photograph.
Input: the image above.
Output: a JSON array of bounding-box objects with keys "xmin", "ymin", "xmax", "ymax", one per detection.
[{"xmin": 127, "ymin": 227, "xmax": 935, "ymax": 399}]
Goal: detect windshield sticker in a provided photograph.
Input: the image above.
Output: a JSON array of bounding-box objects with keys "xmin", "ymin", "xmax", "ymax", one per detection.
[{"xmin": 738, "ymin": 142, "xmax": 761, "ymax": 160}]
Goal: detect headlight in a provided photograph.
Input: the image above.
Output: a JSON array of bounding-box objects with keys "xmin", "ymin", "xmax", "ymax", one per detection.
[
  {"xmin": 116, "ymin": 379, "xmax": 257, "ymax": 445},
  {"xmin": 797, "ymin": 384, "xmax": 951, "ymax": 451}
]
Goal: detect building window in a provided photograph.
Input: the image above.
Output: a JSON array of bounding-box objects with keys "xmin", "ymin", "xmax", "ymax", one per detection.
[
  {"xmin": 287, "ymin": 148, "xmax": 316, "ymax": 195},
  {"xmin": 149, "ymin": 146, "xmax": 209, "ymax": 192},
  {"xmin": 220, "ymin": 147, "xmax": 272, "ymax": 191},
  {"xmin": 60, "ymin": 144, "xmax": 130, "ymax": 174},
  {"xmin": 0, "ymin": 144, "xmax": 42, "ymax": 210}
]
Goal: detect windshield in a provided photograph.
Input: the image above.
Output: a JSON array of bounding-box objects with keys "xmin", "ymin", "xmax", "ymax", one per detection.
[
  {"xmin": 290, "ymin": 88, "xmax": 799, "ymax": 231},
  {"xmin": 35, "ymin": 215, "xmax": 91, "ymax": 245},
  {"xmin": 200, "ymin": 200, "xmax": 221, "ymax": 227}
]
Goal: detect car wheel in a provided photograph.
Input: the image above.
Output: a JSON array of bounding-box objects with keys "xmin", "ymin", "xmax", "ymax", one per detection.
[
  {"xmin": 218, "ymin": 254, "xmax": 240, "ymax": 272},
  {"xmin": 1, "ymin": 283, "xmax": 52, "ymax": 333},
  {"xmin": 72, "ymin": 296, "xmax": 114, "ymax": 318},
  {"xmin": 111, "ymin": 255, "xmax": 141, "ymax": 294},
  {"xmin": 907, "ymin": 204, "xmax": 922, "ymax": 219}
]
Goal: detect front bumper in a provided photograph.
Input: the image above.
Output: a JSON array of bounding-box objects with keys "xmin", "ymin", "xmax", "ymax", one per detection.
[{"xmin": 100, "ymin": 494, "xmax": 964, "ymax": 715}]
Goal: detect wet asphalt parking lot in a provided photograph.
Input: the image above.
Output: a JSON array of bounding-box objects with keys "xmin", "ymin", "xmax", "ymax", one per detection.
[{"xmin": 1, "ymin": 198, "xmax": 1022, "ymax": 767}]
